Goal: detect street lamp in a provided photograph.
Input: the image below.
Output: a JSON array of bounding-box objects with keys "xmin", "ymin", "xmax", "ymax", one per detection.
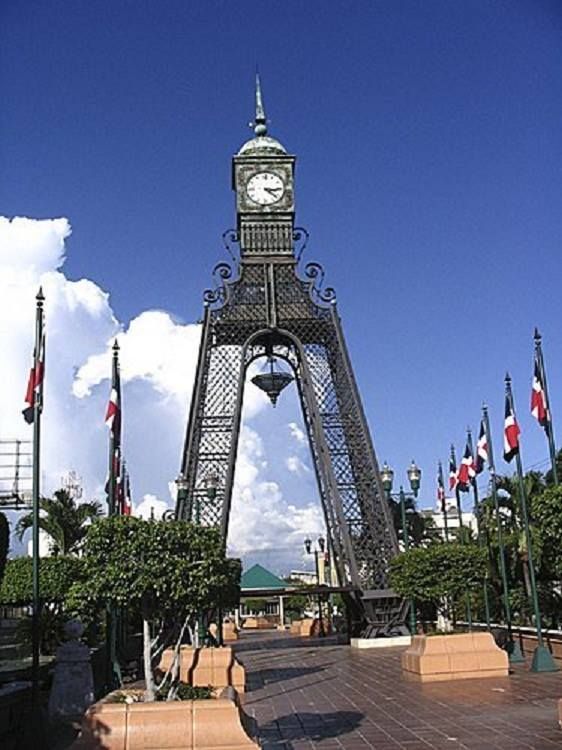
[
  {"xmin": 175, "ymin": 473, "xmax": 188, "ymax": 520},
  {"xmin": 205, "ymin": 471, "xmax": 219, "ymax": 500},
  {"xmin": 304, "ymin": 536, "xmax": 327, "ymax": 637},
  {"xmin": 382, "ymin": 460, "xmax": 421, "ymax": 635}
]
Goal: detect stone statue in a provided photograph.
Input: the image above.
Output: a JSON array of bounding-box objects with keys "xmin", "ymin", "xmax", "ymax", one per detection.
[{"xmin": 48, "ymin": 619, "xmax": 94, "ymax": 720}]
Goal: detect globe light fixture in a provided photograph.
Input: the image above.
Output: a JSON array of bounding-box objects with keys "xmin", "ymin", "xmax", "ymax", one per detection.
[
  {"xmin": 380, "ymin": 461, "xmax": 394, "ymax": 494},
  {"xmin": 407, "ymin": 459, "xmax": 421, "ymax": 497}
]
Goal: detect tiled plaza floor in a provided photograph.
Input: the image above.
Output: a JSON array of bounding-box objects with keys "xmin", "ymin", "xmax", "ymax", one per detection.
[{"xmin": 235, "ymin": 631, "xmax": 562, "ymax": 750}]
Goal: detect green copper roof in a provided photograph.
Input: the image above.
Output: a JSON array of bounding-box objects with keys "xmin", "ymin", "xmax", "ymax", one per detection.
[{"xmin": 240, "ymin": 563, "xmax": 286, "ymax": 591}]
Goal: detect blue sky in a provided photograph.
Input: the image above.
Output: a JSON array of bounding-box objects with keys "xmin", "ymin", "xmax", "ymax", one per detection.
[{"xmin": 2, "ymin": 2, "xmax": 562, "ymax": 567}]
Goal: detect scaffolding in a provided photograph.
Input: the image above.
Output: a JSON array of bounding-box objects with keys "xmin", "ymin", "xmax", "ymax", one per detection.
[{"xmin": 0, "ymin": 438, "xmax": 32, "ymax": 510}]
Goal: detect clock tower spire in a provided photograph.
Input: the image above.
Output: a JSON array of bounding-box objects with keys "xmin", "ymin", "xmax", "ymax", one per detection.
[
  {"xmin": 253, "ymin": 72, "xmax": 267, "ymax": 136},
  {"xmin": 233, "ymin": 76, "xmax": 295, "ymax": 262}
]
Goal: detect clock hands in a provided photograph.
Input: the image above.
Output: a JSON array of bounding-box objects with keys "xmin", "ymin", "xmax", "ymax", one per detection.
[{"xmin": 264, "ymin": 186, "xmax": 282, "ymax": 196}]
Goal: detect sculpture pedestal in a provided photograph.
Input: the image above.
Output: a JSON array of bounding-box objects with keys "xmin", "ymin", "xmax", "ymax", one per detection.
[{"xmin": 48, "ymin": 620, "xmax": 94, "ymax": 720}]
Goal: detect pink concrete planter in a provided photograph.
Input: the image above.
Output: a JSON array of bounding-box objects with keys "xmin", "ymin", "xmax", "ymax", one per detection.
[
  {"xmin": 290, "ymin": 618, "xmax": 331, "ymax": 637},
  {"xmin": 241, "ymin": 617, "xmax": 271, "ymax": 630},
  {"xmin": 222, "ymin": 623, "xmax": 239, "ymax": 642},
  {"xmin": 158, "ymin": 646, "xmax": 245, "ymax": 694},
  {"xmin": 70, "ymin": 690, "xmax": 258, "ymax": 749},
  {"xmin": 401, "ymin": 632, "xmax": 509, "ymax": 682}
]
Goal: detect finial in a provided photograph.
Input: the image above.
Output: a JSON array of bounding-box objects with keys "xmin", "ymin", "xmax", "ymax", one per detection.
[
  {"xmin": 112, "ymin": 338, "xmax": 120, "ymax": 354},
  {"xmin": 534, "ymin": 327, "xmax": 541, "ymax": 345},
  {"xmin": 505, "ymin": 371, "xmax": 511, "ymax": 385},
  {"xmin": 36, "ymin": 287, "xmax": 45, "ymax": 303},
  {"xmin": 254, "ymin": 71, "xmax": 268, "ymax": 137}
]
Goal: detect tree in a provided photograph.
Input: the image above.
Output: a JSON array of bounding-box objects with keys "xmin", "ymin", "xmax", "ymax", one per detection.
[
  {"xmin": 0, "ymin": 512, "xmax": 9, "ymax": 584},
  {"xmin": 75, "ymin": 516, "xmax": 241, "ymax": 701},
  {"xmin": 15, "ymin": 488, "xmax": 103, "ymax": 555},
  {"xmin": 0, "ymin": 556, "xmax": 85, "ymax": 653},
  {"xmin": 531, "ymin": 484, "xmax": 562, "ymax": 585},
  {"xmin": 386, "ymin": 495, "xmax": 440, "ymax": 547},
  {"xmin": 389, "ymin": 543, "xmax": 486, "ymax": 622}
]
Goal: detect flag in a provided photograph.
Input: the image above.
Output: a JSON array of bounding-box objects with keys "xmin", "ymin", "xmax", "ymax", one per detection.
[
  {"xmin": 475, "ymin": 419, "xmax": 488, "ymax": 474},
  {"xmin": 437, "ymin": 465, "xmax": 446, "ymax": 512},
  {"xmin": 22, "ymin": 333, "xmax": 45, "ymax": 424},
  {"xmin": 531, "ymin": 354, "xmax": 548, "ymax": 429},
  {"xmin": 105, "ymin": 377, "xmax": 121, "ymax": 440},
  {"xmin": 504, "ymin": 395, "xmax": 520, "ymax": 462},
  {"xmin": 448, "ymin": 455, "xmax": 458, "ymax": 491},
  {"xmin": 457, "ymin": 441, "xmax": 475, "ymax": 490},
  {"xmin": 123, "ymin": 468, "xmax": 132, "ymax": 516}
]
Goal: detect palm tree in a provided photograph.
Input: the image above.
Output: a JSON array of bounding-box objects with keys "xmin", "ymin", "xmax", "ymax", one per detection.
[{"xmin": 16, "ymin": 488, "xmax": 103, "ymax": 556}]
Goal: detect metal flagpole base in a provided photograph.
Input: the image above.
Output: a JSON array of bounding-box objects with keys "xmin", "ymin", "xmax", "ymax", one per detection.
[
  {"xmin": 530, "ymin": 645, "xmax": 559, "ymax": 673},
  {"xmin": 508, "ymin": 642, "xmax": 525, "ymax": 665}
]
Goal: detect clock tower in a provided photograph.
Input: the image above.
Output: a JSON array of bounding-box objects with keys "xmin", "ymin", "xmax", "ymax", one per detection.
[
  {"xmin": 177, "ymin": 77, "xmax": 404, "ymax": 637},
  {"xmin": 233, "ymin": 78, "xmax": 295, "ymax": 260}
]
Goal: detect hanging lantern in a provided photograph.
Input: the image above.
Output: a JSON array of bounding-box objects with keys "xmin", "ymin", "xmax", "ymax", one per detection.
[{"xmin": 251, "ymin": 357, "xmax": 293, "ymax": 407}]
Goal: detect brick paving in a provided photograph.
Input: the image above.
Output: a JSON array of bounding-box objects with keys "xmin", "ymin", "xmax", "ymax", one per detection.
[{"xmin": 235, "ymin": 631, "xmax": 562, "ymax": 750}]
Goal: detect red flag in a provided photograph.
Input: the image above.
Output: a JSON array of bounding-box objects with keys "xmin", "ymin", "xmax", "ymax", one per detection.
[
  {"xmin": 123, "ymin": 468, "xmax": 132, "ymax": 516},
  {"xmin": 531, "ymin": 355, "xmax": 548, "ymax": 429},
  {"xmin": 437, "ymin": 464, "xmax": 446, "ymax": 512},
  {"xmin": 105, "ymin": 385, "xmax": 121, "ymax": 437},
  {"xmin": 457, "ymin": 441, "xmax": 475, "ymax": 489},
  {"xmin": 504, "ymin": 395, "xmax": 520, "ymax": 462},
  {"xmin": 448, "ymin": 455, "xmax": 458, "ymax": 491},
  {"xmin": 22, "ymin": 333, "xmax": 45, "ymax": 424},
  {"xmin": 475, "ymin": 419, "xmax": 488, "ymax": 474}
]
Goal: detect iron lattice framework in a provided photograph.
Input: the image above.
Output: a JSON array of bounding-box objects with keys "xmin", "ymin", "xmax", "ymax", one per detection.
[{"xmin": 177, "ymin": 235, "xmax": 403, "ymax": 632}]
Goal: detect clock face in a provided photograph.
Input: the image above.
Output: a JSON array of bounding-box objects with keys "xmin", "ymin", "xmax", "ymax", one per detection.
[{"xmin": 246, "ymin": 172, "xmax": 285, "ymax": 206}]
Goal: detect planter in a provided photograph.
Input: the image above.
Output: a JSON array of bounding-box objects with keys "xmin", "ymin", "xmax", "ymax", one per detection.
[
  {"xmin": 158, "ymin": 646, "xmax": 245, "ymax": 694},
  {"xmin": 223, "ymin": 623, "xmax": 239, "ymax": 642},
  {"xmin": 241, "ymin": 617, "xmax": 270, "ymax": 630},
  {"xmin": 70, "ymin": 687, "xmax": 258, "ymax": 749},
  {"xmin": 402, "ymin": 632, "xmax": 509, "ymax": 682},
  {"xmin": 290, "ymin": 618, "xmax": 331, "ymax": 637}
]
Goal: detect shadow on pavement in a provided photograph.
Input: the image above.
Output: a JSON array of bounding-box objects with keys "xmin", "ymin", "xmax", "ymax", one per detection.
[
  {"xmin": 247, "ymin": 664, "xmax": 326, "ymax": 686},
  {"xmin": 258, "ymin": 710, "xmax": 364, "ymax": 748}
]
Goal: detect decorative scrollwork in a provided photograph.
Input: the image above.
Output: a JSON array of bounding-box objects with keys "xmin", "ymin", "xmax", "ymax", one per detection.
[
  {"xmin": 303, "ymin": 261, "xmax": 337, "ymax": 306},
  {"xmin": 162, "ymin": 509, "xmax": 176, "ymax": 522},
  {"xmin": 222, "ymin": 229, "xmax": 239, "ymax": 264},
  {"xmin": 203, "ymin": 262, "xmax": 236, "ymax": 308},
  {"xmin": 293, "ymin": 227, "xmax": 309, "ymax": 263}
]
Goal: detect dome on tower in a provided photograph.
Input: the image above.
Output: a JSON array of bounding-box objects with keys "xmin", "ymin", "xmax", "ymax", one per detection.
[{"xmin": 237, "ymin": 135, "xmax": 287, "ymax": 156}]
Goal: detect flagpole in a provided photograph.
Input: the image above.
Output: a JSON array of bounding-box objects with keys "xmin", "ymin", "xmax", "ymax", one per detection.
[
  {"xmin": 451, "ymin": 444, "xmax": 464, "ymax": 530},
  {"xmin": 534, "ymin": 329, "xmax": 558, "ymax": 485},
  {"xmin": 31, "ymin": 288, "xmax": 44, "ymax": 718},
  {"xmin": 467, "ymin": 427, "xmax": 491, "ymax": 630},
  {"xmin": 451, "ymin": 444, "xmax": 472, "ymax": 629},
  {"xmin": 438, "ymin": 461, "xmax": 449, "ymax": 542},
  {"xmin": 482, "ymin": 404, "xmax": 523, "ymax": 663},
  {"xmin": 105, "ymin": 339, "xmax": 121, "ymax": 691},
  {"xmin": 505, "ymin": 374, "xmax": 558, "ymax": 672},
  {"xmin": 107, "ymin": 340, "xmax": 119, "ymax": 516}
]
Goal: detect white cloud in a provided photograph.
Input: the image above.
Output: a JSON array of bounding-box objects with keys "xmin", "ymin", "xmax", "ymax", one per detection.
[
  {"xmin": 135, "ymin": 494, "xmax": 169, "ymax": 520},
  {"xmin": 288, "ymin": 421, "xmax": 306, "ymax": 445},
  {"xmin": 228, "ymin": 425, "xmax": 324, "ymax": 572},
  {"xmin": 285, "ymin": 455, "xmax": 310, "ymax": 475}
]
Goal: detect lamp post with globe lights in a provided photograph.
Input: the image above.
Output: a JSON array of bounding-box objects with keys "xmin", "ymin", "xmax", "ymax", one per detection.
[
  {"xmin": 380, "ymin": 460, "xmax": 421, "ymax": 635},
  {"xmin": 304, "ymin": 536, "xmax": 327, "ymax": 637}
]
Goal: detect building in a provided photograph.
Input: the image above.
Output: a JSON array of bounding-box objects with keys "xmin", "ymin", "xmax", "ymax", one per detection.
[
  {"xmin": 421, "ymin": 497, "xmax": 477, "ymax": 540},
  {"xmin": 238, "ymin": 563, "xmax": 288, "ymax": 626}
]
